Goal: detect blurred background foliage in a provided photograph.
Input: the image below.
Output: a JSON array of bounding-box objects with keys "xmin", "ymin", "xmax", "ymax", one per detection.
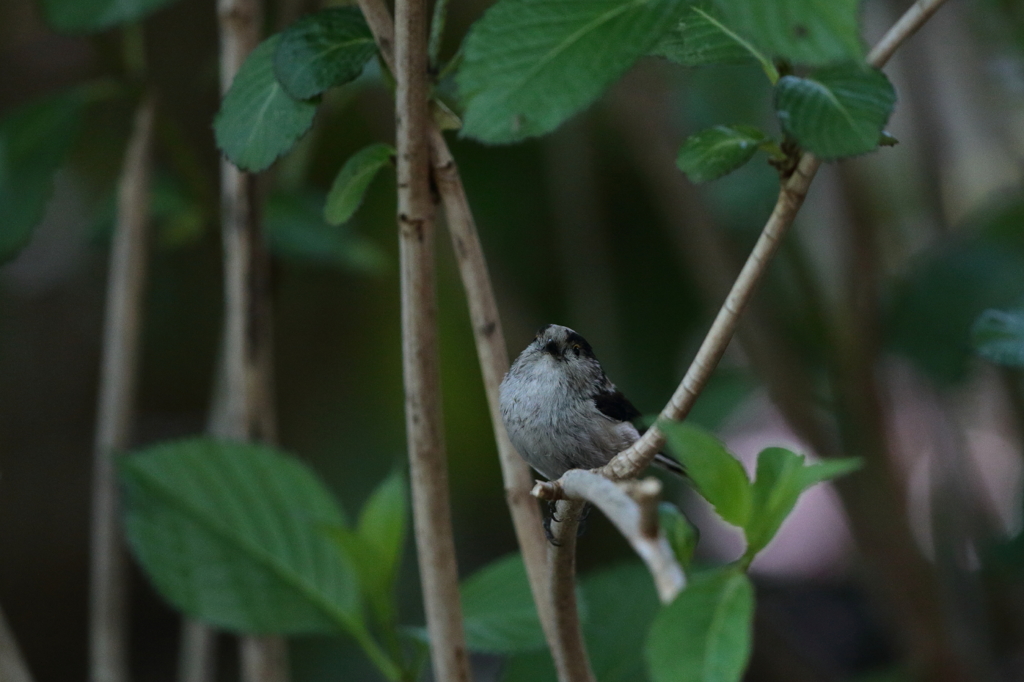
[{"xmin": 3, "ymin": 0, "xmax": 1024, "ymax": 680}]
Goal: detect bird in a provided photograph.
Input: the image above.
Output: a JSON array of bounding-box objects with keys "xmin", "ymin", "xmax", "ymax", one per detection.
[{"xmin": 499, "ymin": 324, "xmax": 686, "ymax": 482}]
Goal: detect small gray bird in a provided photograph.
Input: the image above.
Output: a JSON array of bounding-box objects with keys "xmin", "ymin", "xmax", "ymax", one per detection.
[{"xmin": 500, "ymin": 324, "xmax": 685, "ymax": 481}]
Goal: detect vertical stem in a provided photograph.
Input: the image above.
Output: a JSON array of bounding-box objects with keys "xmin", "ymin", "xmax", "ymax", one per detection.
[
  {"xmin": 176, "ymin": 620, "xmax": 216, "ymax": 682},
  {"xmin": 90, "ymin": 94, "xmax": 155, "ymax": 682},
  {"xmin": 395, "ymin": 0, "xmax": 470, "ymax": 676},
  {"xmin": 1, "ymin": 603, "xmax": 35, "ymax": 682},
  {"xmin": 547, "ymin": 502, "xmax": 596, "ymax": 682},
  {"xmin": 214, "ymin": 1, "xmax": 286, "ymax": 682}
]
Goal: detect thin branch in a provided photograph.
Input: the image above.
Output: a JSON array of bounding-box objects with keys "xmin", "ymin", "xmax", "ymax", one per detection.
[
  {"xmin": 866, "ymin": 0, "xmax": 948, "ymax": 67},
  {"xmin": 90, "ymin": 94, "xmax": 155, "ymax": 682},
  {"xmin": 546, "ymin": 501, "xmax": 596, "ymax": 682},
  {"xmin": 394, "ymin": 0, "xmax": 471, "ymax": 676},
  {"xmin": 176, "ymin": 620, "xmax": 216, "ymax": 682},
  {"xmin": 427, "ymin": 125, "xmax": 558, "ymax": 646},
  {"xmin": 534, "ymin": 474, "xmax": 685, "ymax": 603},
  {"xmin": 213, "ymin": 1, "xmax": 287, "ymax": 681},
  {"xmin": 0, "ymin": 602, "xmax": 35, "ymax": 682},
  {"xmin": 601, "ymin": 152, "xmax": 822, "ymax": 479},
  {"xmin": 599, "ymin": 0, "xmax": 951, "ymax": 481}
]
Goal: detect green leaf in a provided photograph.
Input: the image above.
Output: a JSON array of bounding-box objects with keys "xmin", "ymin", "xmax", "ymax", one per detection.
[
  {"xmin": 659, "ymin": 503, "xmax": 699, "ymax": 568},
  {"xmin": 274, "ymin": 8, "xmax": 378, "ymax": 100},
  {"xmin": 354, "ymin": 470, "xmax": 408, "ymax": 621},
  {"xmin": 972, "ymin": 308, "xmax": 1024, "ymax": 368},
  {"xmin": 714, "ymin": 0, "xmax": 863, "ymax": 66},
  {"xmin": 40, "ymin": 0, "xmax": 179, "ymax": 32},
  {"xmin": 265, "ymin": 191, "xmax": 387, "ymax": 273},
  {"xmin": 676, "ymin": 124, "xmax": 767, "ymax": 183},
  {"xmin": 774, "ymin": 64, "xmax": 896, "ymax": 160},
  {"xmin": 662, "ymin": 422, "xmax": 751, "ymax": 527},
  {"xmin": 652, "ymin": 6, "xmax": 777, "ymax": 81},
  {"xmin": 457, "ymin": 0, "xmax": 690, "ymax": 144},
  {"xmin": 215, "ymin": 35, "xmax": 319, "ymax": 172},
  {"xmin": 324, "ymin": 143, "xmax": 395, "ymax": 225},
  {"xmin": 120, "ymin": 438, "xmax": 363, "ymax": 635},
  {"xmin": 461, "ymin": 554, "xmax": 546, "ymax": 653},
  {"xmin": 0, "ymin": 88, "xmax": 86, "ymax": 264},
  {"xmin": 743, "ymin": 448, "xmax": 861, "ymax": 560},
  {"xmin": 646, "ymin": 567, "xmax": 754, "ymax": 682}
]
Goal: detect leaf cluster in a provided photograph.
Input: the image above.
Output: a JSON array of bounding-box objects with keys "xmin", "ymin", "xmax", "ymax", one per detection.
[{"xmin": 453, "ymin": 0, "xmax": 897, "ymax": 183}]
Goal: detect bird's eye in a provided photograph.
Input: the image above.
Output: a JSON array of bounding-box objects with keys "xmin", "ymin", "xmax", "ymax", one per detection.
[{"xmin": 572, "ymin": 344, "xmax": 581, "ymax": 355}]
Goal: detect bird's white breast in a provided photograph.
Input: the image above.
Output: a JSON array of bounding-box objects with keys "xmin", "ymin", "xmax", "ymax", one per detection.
[{"xmin": 500, "ymin": 356, "xmax": 639, "ymax": 480}]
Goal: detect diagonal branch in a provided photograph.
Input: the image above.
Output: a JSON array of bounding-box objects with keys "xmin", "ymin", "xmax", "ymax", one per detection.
[
  {"xmin": 599, "ymin": 0, "xmax": 952, "ymax": 481},
  {"xmin": 427, "ymin": 125, "xmax": 557, "ymax": 652},
  {"xmin": 601, "ymin": 152, "xmax": 821, "ymax": 479}
]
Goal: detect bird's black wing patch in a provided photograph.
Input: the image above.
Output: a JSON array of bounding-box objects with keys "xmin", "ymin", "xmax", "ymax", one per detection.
[{"xmin": 594, "ymin": 388, "xmax": 642, "ymax": 423}]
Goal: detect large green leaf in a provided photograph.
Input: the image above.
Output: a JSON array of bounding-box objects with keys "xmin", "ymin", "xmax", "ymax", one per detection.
[
  {"xmin": 714, "ymin": 0, "xmax": 862, "ymax": 66},
  {"xmin": 743, "ymin": 448, "xmax": 861, "ymax": 560},
  {"xmin": 121, "ymin": 438, "xmax": 363, "ymax": 635},
  {"xmin": 41, "ymin": 0, "xmax": 179, "ymax": 33},
  {"xmin": 972, "ymin": 308, "xmax": 1024, "ymax": 368},
  {"xmin": 646, "ymin": 567, "xmax": 754, "ymax": 682},
  {"xmin": 652, "ymin": 6, "xmax": 776, "ymax": 81},
  {"xmin": 461, "ymin": 554, "xmax": 546, "ymax": 654},
  {"xmin": 457, "ymin": 0, "xmax": 689, "ymax": 143},
  {"xmin": 0, "ymin": 88, "xmax": 86, "ymax": 264},
  {"xmin": 661, "ymin": 422, "xmax": 751, "ymax": 528},
  {"xmin": 676, "ymin": 124, "xmax": 767, "ymax": 183},
  {"xmin": 265, "ymin": 191, "xmax": 387, "ymax": 273},
  {"xmin": 774, "ymin": 64, "xmax": 896, "ymax": 159},
  {"xmin": 214, "ymin": 35, "xmax": 319, "ymax": 172},
  {"xmin": 324, "ymin": 143, "xmax": 395, "ymax": 226},
  {"xmin": 274, "ymin": 8, "xmax": 378, "ymax": 100}
]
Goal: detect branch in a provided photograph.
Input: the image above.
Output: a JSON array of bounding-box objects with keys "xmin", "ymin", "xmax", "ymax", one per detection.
[
  {"xmin": 211, "ymin": 1, "xmax": 288, "ymax": 681},
  {"xmin": 601, "ymin": 152, "xmax": 821, "ymax": 479},
  {"xmin": 176, "ymin": 620, "xmax": 216, "ymax": 682},
  {"xmin": 394, "ymin": 0, "xmax": 472, "ymax": 677},
  {"xmin": 546, "ymin": 500, "xmax": 596, "ymax": 682},
  {"xmin": 0, "ymin": 603, "xmax": 35, "ymax": 682},
  {"xmin": 866, "ymin": 0, "xmax": 948, "ymax": 68},
  {"xmin": 599, "ymin": 0, "xmax": 951, "ymax": 481},
  {"xmin": 534, "ymin": 474, "xmax": 685, "ymax": 604},
  {"xmin": 427, "ymin": 125, "xmax": 557, "ymax": 650},
  {"xmin": 90, "ymin": 94, "xmax": 155, "ymax": 682},
  {"xmin": 356, "ymin": 0, "xmax": 561, "ymax": 673}
]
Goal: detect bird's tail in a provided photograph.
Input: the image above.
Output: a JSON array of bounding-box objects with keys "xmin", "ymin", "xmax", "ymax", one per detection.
[{"xmin": 653, "ymin": 452, "xmax": 687, "ymax": 478}]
